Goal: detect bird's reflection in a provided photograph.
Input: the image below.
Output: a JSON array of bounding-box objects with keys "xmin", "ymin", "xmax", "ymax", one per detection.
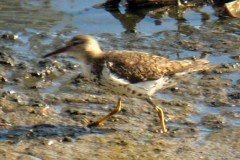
[{"xmin": 95, "ymin": 0, "xmax": 231, "ymax": 33}]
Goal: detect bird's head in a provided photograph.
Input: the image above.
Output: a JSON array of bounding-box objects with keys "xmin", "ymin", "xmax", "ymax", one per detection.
[{"xmin": 43, "ymin": 35, "xmax": 102, "ymax": 60}]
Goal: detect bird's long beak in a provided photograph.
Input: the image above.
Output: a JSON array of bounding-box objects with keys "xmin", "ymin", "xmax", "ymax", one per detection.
[{"xmin": 42, "ymin": 45, "xmax": 71, "ymax": 58}]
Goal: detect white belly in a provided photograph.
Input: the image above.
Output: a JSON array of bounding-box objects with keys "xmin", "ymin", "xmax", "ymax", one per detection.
[
  {"xmin": 99, "ymin": 66, "xmax": 172, "ymax": 98},
  {"xmin": 81, "ymin": 62, "xmax": 174, "ymax": 98}
]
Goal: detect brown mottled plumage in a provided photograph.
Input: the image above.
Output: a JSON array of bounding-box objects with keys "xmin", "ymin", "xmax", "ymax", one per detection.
[
  {"xmin": 43, "ymin": 35, "xmax": 213, "ymax": 133},
  {"xmin": 103, "ymin": 51, "xmax": 209, "ymax": 83}
]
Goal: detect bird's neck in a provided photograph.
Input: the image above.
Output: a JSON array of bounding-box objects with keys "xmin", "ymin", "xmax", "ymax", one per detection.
[
  {"xmin": 84, "ymin": 46, "xmax": 103, "ymax": 60},
  {"xmin": 73, "ymin": 44, "xmax": 103, "ymax": 63},
  {"xmin": 84, "ymin": 43, "xmax": 103, "ymax": 60},
  {"xmin": 80, "ymin": 51, "xmax": 104, "ymax": 81}
]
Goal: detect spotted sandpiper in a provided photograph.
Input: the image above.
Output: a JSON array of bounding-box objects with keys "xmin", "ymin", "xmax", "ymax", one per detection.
[{"xmin": 43, "ymin": 35, "xmax": 212, "ymax": 133}]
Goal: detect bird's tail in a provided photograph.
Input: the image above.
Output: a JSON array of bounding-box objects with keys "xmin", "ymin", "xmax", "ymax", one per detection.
[{"xmin": 174, "ymin": 59, "xmax": 217, "ymax": 77}]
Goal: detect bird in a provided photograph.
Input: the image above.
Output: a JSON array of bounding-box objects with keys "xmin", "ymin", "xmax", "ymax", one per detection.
[{"xmin": 43, "ymin": 34, "xmax": 213, "ymax": 133}]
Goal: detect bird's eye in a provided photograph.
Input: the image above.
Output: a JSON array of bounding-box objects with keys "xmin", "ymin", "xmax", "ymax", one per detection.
[
  {"xmin": 71, "ymin": 40, "xmax": 84, "ymax": 46},
  {"xmin": 72, "ymin": 41, "xmax": 79, "ymax": 45}
]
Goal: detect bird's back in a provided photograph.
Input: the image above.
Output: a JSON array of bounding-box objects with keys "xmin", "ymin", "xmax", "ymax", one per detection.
[{"xmin": 102, "ymin": 51, "xmax": 210, "ymax": 83}]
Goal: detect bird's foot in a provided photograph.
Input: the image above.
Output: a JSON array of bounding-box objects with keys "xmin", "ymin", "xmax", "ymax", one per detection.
[
  {"xmin": 0, "ymin": 123, "xmax": 12, "ymax": 127},
  {"xmin": 87, "ymin": 121, "xmax": 104, "ymax": 128},
  {"xmin": 39, "ymin": 106, "xmax": 53, "ymax": 117}
]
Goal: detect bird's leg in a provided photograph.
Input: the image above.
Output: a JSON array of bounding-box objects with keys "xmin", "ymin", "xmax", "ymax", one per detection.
[
  {"xmin": 146, "ymin": 97, "xmax": 167, "ymax": 133},
  {"xmin": 87, "ymin": 97, "xmax": 122, "ymax": 128}
]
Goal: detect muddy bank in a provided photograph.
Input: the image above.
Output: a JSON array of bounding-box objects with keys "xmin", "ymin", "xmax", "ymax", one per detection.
[{"xmin": 0, "ymin": 0, "xmax": 240, "ymax": 159}]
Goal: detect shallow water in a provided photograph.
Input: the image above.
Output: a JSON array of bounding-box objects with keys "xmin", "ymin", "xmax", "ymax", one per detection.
[{"xmin": 0, "ymin": 0, "xmax": 240, "ymax": 159}]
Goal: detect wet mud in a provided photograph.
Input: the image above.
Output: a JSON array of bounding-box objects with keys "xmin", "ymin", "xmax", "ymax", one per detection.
[{"xmin": 0, "ymin": 0, "xmax": 240, "ymax": 159}]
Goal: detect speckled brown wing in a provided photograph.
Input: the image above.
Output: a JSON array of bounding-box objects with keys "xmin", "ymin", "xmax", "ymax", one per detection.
[{"xmin": 103, "ymin": 51, "xmax": 209, "ymax": 83}]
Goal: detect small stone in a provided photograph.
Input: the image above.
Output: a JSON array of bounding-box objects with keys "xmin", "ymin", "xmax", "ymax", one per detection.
[{"xmin": 62, "ymin": 136, "xmax": 73, "ymax": 142}]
